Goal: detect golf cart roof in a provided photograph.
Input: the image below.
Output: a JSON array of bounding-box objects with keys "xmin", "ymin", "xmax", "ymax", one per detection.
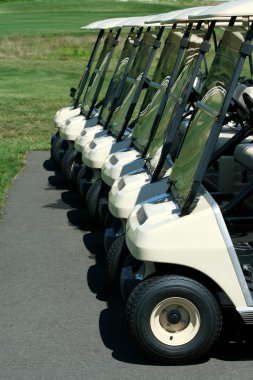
[
  {"xmin": 81, "ymin": 17, "xmax": 132, "ymax": 30},
  {"xmin": 121, "ymin": 15, "xmax": 161, "ymax": 27},
  {"xmin": 147, "ymin": 7, "xmax": 211, "ymax": 25},
  {"xmin": 161, "ymin": 6, "xmax": 214, "ymax": 24},
  {"xmin": 188, "ymin": 0, "xmax": 253, "ymax": 20}
]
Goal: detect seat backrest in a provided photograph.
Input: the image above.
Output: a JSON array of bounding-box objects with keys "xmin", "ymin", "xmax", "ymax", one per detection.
[
  {"xmin": 169, "ymin": 29, "xmax": 246, "ymax": 211},
  {"xmin": 213, "ymin": 84, "xmax": 253, "ymax": 153},
  {"xmin": 235, "ymin": 142, "xmax": 253, "ymax": 171}
]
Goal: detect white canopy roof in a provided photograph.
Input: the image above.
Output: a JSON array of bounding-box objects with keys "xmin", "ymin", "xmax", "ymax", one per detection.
[
  {"xmin": 145, "ymin": 6, "xmax": 212, "ymax": 25},
  {"xmin": 189, "ymin": 0, "xmax": 253, "ymax": 20},
  {"xmin": 121, "ymin": 15, "xmax": 161, "ymax": 27},
  {"xmin": 81, "ymin": 17, "xmax": 133, "ymax": 30},
  {"xmin": 161, "ymin": 6, "xmax": 214, "ymax": 24},
  {"xmin": 145, "ymin": 9, "xmax": 191, "ymax": 24},
  {"xmin": 81, "ymin": 1, "xmax": 253, "ymax": 30}
]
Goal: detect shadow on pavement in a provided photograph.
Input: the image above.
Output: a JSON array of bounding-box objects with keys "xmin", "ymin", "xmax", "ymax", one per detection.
[
  {"xmin": 43, "ymin": 157, "xmax": 56, "ymax": 171},
  {"xmin": 86, "ymin": 253, "xmax": 147, "ymax": 365},
  {"xmin": 48, "ymin": 172, "xmax": 69, "ymax": 191},
  {"xmin": 213, "ymin": 310, "xmax": 253, "ymax": 361}
]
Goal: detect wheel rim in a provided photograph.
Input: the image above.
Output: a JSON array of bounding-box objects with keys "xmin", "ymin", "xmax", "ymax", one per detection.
[{"xmin": 150, "ymin": 297, "xmax": 200, "ymax": 346}]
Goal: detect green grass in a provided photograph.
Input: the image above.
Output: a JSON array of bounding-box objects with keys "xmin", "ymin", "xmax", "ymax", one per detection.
[
  {"xmin": 0, "ymin": 0, "xmax": 218, "ymax": 215},
  {"xmin": 0, "ymin": 0, "xmax": 178, "ymax": 37}
]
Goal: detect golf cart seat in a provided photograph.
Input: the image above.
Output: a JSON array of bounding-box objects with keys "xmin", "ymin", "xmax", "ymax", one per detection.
[
  {"xmin": 223, "ymin": 141, "xmax": 253, "ymax": 271},
  {"xmin": 214, "ymin": 84, "xmax": 253, "ymax": 151},
  {"xmin": 234, "ymin": 142, "xmax": 253, "ymax": 171},
  {"xmin": 233, "ymin": 142, "xmax": 253, "ymax": 267},
  {"xmin": 177, "ymin": 83, "xmax": 253, "ymax": 152}
]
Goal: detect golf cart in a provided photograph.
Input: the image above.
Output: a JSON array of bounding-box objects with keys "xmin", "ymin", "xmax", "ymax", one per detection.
[
  {"xmin": 118, "ymin": 0, "xmax": 253, "ymax": 365},
  {"xmin": 61, "ymin": 15, "xmax": 160, "ymax": 184},
  {"xmin": 51, "ymin": 17, "xmax": 127, "ymax": 165},
  {"xmin": 80, "ymin": 7, "xmax": 211, "ymax": 220},
  {"xmin": 53, "ymin": 18, "xmax": 127, "ymax": 131},
  {"xmin": 105, "ymin": 12, "xmax": 253, "ymax": 287},
  {"xmin": 78, "ymin": 19, "xmax": 165, "ymax": 206}
]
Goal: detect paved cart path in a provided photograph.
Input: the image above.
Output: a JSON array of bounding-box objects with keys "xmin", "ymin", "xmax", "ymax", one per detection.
[{"xmin": 1, "ymin": 151, "xmax": 253, "ymax": 380}]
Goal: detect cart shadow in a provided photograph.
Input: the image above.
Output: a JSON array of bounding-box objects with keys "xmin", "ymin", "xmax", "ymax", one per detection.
[
  {"xmin": 213, "ymin": 311, "xmax": 253, "ymax": 361},
  {"xmin": 214, "ymin": 339, "xmax": 253, "ymax": 361},
  {"xmin": 47, "ymin": 171, "xmax": 69, "ymax": 191},
  {"xmin": 43, "ymin": 157, "xmax": 56, "ymax": 172},
  {"xmin": 43, "ymin": 157, "xmax": 74, "ymax": 192},
  {"xmin": 85, "ymin": 250, "xmax": 196, "ymax": 366},
  {"xmin": 44, "ymin": 159, "xmax": 100, "ymax": 229},
  {"xmin": 43, "ymin": 160, "xmax": 73, "ymax": 210},
  {"xmin": 86, "ymin": 253, "xmax": 146, "ymax": 364},
  {"xmin": 43, "ymin": 159, "xmax": 89, "ymax": 219}
]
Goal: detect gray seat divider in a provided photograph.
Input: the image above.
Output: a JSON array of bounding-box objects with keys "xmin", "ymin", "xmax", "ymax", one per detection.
[{"xmin": 234, "ymin": 143, "xmax": 253, "ymax": 171}]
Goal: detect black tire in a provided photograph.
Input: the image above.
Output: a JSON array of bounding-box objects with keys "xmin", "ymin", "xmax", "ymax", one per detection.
[
  {"xmin": 104, "ymin": 212, "xmax": 124, "ymax": 253},
  {"xmin": 122, "ymin": 253, "xmax": 141, "ymax": 270},
  {"xmin": 50, "ymin": 131, "xmax": 59, "ymax": 147},
  {"xmin": 120, "ymin": 253, "xmax": 142, "ymax": 302},
  {"xmin": 76, "ymin": 165, "xmax": 93, "ymax": 196},
  {"xmin": 126, "ymin": 275, "xmax": 222, "ymax": 364},
  {"xmin": 51, "ymin": 134, "xmax": 68, "ymax": 166},
  {"xmin": 106, "ymin": 234, "xmax": 130, "ymax": 289},
  {"xmin": 85, "ymin": 179, "xmax": 109, "ymax": 222},
  {"xmin": 61, "ymin": 148, "xmax": 80, "ymax": 183}
]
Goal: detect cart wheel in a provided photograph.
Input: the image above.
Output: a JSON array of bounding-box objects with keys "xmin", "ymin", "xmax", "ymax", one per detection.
[
  {"xmin": 104, "ymin": 213, "xmax": 123, "ymax": 253},
  {"xmin": 51, "ymin": 134, "xmax": 67, "ymax": 166},
  {"xmin": 106, "ymin": 234, "xmax": 129, "ymax": 289},
  {"xmin": 61, "ymin": 148, "xmax": 79, "ymax": 183},
  {"xmin": 76, "ymin": 165, "xmax": 93, "ymax": 196},
  {"xmin": 120, "ymin": 253, "xmax": 142, "ymax": 302},
  {"xmin": 123, "ymin": 253, "xmax": 141, "ymax": 270},
  {"xmin": 50, "ymin": 131, "xmax": 59, "ymax": 147},
  {"xmin": 126, "ymin": 275, "xmax": 222, "ymax": 364},
  {"xmin": 86, "ymin": 179, "xmax": 109, "ymax": 223}
]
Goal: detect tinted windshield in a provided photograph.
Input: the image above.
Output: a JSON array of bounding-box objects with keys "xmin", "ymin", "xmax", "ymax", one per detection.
[
  {"xmin": 170, "ymin": 29, "xmax": 245, "ymax": 209},
  {"xmin": 146, "ymin": 31, "xmax": 205, "ymax": 172},
  {"xmin": 99, "ymin": 31, "xmax": 137, "ymax": 126},
  {"xmin": 132, "ymin": 30, "xmax": 184, "ymax": 151},
  {"xmin": 82, "ymin": 31, "xmax": 116, "ymax": 116},
  {"xmin": 107, "ymin": 31, "xmax": 157, "ymax": 137}
]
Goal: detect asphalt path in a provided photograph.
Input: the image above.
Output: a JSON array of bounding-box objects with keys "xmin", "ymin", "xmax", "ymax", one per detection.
[{"xmin": 1, "ymin": 151, "xmax": 253, "ymax": 380}]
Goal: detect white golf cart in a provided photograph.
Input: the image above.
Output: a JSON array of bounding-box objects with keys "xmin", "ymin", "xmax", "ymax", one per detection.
[{"xmin": 119, "ymin": 0, "xmax": 253, "ymax": 365}]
